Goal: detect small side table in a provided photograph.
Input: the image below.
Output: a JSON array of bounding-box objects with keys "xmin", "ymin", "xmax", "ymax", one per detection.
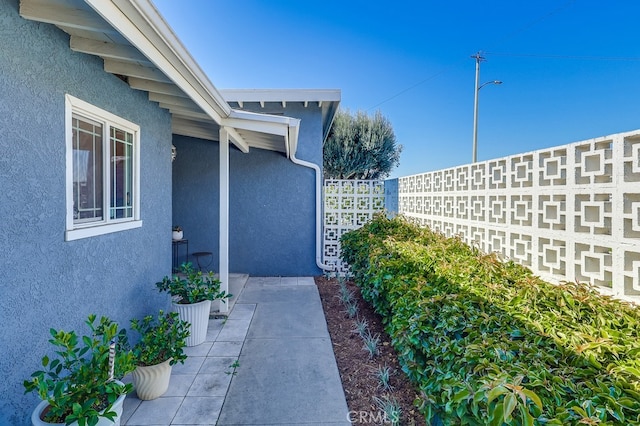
[
  {"xmin": 172, "ymin": 239, "xmax": 188, "ymax": 273},
  {"xmin": 192, "ymin": 251, "xmax": 213, "ymax": 271}
]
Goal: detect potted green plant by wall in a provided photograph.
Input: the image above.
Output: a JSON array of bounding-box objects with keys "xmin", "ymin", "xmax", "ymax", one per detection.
[
  {"xmin": 156, "ymin": 262, "xmax": 231, "ymax": 346},
  {"xmin": 128, "ymin": 311, "xmax": 190, "ymax": 400},
  {"xmin": 24, "ymin": 315, "xmax": 134, "ymax": 426}
]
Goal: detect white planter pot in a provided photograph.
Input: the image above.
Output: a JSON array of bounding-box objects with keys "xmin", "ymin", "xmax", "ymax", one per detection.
[
  {"xmin": 31, "ymin": 381, "xmax": 127, "ymax": 426},
  {"xmin": 132, "ymin": 358, "xmax": 173, "ymax": 400},
  {"xmin": 173, "ymin": 299, "xmax": 211, "ymax": 346},
  {"xmin": 172, "ymin": 230, "xmax": 183, "ymax": 241}
]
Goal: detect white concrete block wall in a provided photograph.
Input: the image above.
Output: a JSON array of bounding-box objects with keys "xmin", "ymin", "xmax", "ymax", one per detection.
[
  {"xmin": 323, "ymin": 179, "xmax": 385, "ymax": 274},
  {"xmin": 398, "ymin": 129, "xmax": 640, "ymax": 303}
]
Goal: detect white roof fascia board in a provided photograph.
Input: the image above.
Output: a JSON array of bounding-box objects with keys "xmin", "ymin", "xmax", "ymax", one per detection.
[
  {"xmin": 222, "ymin": 89, "xmax": 340, "ymax": 149},
  {"xmin": 228, "ymin": 109, "xmax": 297, "ymax": 125},
  {"xmin": 228, "ymin": 109, "xmax": 300, "ymax": 157},
  {"xmin": 220, "ymin": 89, "xmax": 341, "ymax": 103},
  {"xmin": 84, "ymin": 0, "xmax": 230, "ymax": 124},
  {"xmin": 119, "ymin": 0, "xmax": 232, "ymax": 115},
  {"xmin": 225, "ymin": 110, "xmax": 301, "ymax": 139},
  {"xmin": 229, "ymin": 112, "xmax": 300, "ymax": 159},
  {"xmin": 79, "ymin": 0, "xmax": 297, "ymax": 154},
  {"xmin": 224, "ymin": 118, "xmax": 288, "ymax": 138},
  {"xmin": 22, "ymin": 0, "xmax": 298, "ymax": 155},
  {"xmin": 287, "ymin": 120, "xmax": 300, "ymax": 159}
]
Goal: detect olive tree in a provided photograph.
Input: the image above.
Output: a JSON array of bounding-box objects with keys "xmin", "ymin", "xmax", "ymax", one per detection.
[{"xmin": 323, "ymin": 109, "xmax": 402, "ymax": 180}]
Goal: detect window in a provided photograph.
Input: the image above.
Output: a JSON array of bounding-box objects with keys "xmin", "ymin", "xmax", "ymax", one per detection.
[{"xmin": 65, "ymin": 95, "xmax": 141, "ymax": 240}]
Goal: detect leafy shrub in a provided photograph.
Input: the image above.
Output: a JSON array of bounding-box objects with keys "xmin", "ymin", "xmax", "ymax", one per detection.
[
  {"xmin": 156, "ymin": 262, "xmax": 230, "ymax": 304},
  {"xmin": 341, "ymin": 214, "xmax": 640, "ymax": 425},
  {"xmin": 128, "ymin": 310, "xmax": 190, "ymax": 367},
  {"xmin": 23, "ymin": 315, "xmax": 135, "ymax": 425}
]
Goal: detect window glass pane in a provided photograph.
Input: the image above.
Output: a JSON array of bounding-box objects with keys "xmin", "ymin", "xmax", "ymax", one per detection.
[
  {"xmin": 110, "ymin": 126, "xmax": 133, "ymax": 219},
  {"xmin": 72, "ymin": 115, "xmax": 103, "ymax": 223}
]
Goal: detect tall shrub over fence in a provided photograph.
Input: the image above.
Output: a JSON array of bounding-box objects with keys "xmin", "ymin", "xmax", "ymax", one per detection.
[{"xmin": 341, "ymin": 214, "xmax": 640, "ymax": 425}]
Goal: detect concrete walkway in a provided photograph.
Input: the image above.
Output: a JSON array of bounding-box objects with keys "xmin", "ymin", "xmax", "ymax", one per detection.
[{"xmin": 121, "ymin": 277, "xmax": 350, "ymax": 425}]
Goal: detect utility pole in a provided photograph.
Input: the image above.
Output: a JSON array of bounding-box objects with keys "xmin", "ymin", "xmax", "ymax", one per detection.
[
  {"xmin": 471, "ymin": 52, "xmax": 484, "ymax": 163},
  {"xmin": 471, "ymin": 52, "xmax": 501, "ymax": 163}
]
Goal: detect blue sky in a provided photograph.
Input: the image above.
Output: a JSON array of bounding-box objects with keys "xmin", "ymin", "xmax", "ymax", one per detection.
[{"xmin": 153, "ymin": 1, "xmax": 640, "ymax": 178}]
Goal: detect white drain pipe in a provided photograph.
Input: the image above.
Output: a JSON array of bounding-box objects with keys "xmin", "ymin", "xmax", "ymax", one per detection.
[{"xmin": 286, "ymin": 125, "xmax": 334, "ymax": 271}]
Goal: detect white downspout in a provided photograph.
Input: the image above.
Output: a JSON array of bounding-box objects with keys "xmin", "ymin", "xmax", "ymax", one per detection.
[{"xmin": 286, "ymin": 126, "xmax": 334, "ymax": 271}]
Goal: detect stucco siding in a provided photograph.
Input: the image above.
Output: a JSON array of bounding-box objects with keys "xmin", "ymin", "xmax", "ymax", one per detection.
[
  {"xmin": 0, "ymin": 1, "xmax": 173, "ymax": 423},
  {"xmin": 172, "ymin": 104, "xmax": 323, "ymax": 276}
]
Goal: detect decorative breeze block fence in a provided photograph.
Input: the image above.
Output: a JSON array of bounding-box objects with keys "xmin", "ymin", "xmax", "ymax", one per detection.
[
  {"xmin": 324, "ymin": 179, "xmax": 385, "ymax": 273},
  {"xmin": 398, "ymin": 129, "xmax": 640, "ymax": 302}
]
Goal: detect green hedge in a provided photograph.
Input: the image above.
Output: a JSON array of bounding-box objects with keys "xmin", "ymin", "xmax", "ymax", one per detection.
[{"xmin": 340, "ymin": 214, "xmax": 640, "ymax": 425}]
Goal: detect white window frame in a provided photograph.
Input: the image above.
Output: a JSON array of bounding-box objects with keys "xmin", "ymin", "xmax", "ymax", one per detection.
[{"xmin": 65, "ymin": 94, "xmax": 142, "ymax": 241}]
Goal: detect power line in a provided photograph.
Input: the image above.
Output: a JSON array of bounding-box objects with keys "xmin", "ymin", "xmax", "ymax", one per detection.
[
  {"xmin": 365, "ymin": 0, "xmax": 578, "ymax": 111},
  {"xmin": 485, "ymin": 52, "xmax": 640, "ymax": 61},
  {"xmin": 366, "ymin": 68, "xmax": 452, "ymax": 112}
]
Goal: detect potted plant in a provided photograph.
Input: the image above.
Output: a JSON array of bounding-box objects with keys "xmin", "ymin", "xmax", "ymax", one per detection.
[
  {"xmin": 172, "ymin": 226, "xmax": 183, "ymax": 241},
  {"xmin": 128, "ymin": 311, "xmax": 190, "ymax": 400},
  {"xmin": 24, "ymin": 315, "xmax": 135, "ymax": 426},
  {"xmin": 156, "ymin": 262, "xmax": 231, "ymax": 346}
]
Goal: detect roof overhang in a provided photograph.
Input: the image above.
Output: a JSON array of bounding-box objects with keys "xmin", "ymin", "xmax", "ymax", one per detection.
[
  {"xmin": 19, "ymin": 0, "xmax": 315, "ymax": 157},
  {"xmin": 220, "ymin": 89, "xmax": 341, "ymax": 145}
]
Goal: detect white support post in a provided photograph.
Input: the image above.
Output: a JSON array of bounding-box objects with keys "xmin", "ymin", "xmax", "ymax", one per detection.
[{"xmin": 219, "ymin": 127, "xmax": 230, "ymax": 313}]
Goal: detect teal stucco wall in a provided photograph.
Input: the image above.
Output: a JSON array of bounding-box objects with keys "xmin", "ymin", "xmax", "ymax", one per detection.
[
  {"xmin": 0, "ymin": 1, "xmax": 174, "ymax": 423},
  {"xmin": 172, "ymin": 103, "xmax": 323, "ymax": 276}
]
